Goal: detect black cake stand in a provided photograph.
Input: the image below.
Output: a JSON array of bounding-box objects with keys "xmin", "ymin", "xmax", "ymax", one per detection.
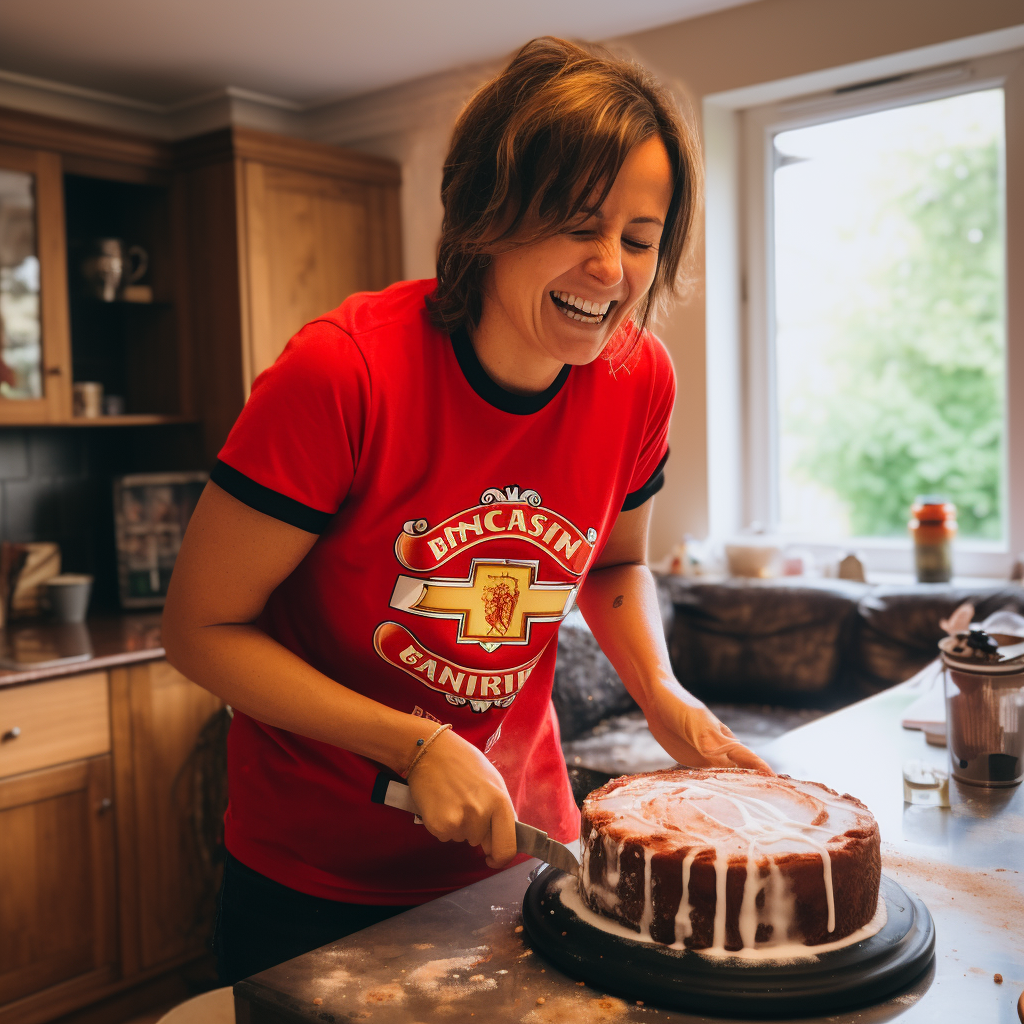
[{"xmin": 522, "ymin": 867, "xmax": 934, "ymax": 1019}]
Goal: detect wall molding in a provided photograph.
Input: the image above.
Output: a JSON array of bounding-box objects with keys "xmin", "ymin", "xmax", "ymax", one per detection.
[
  {"xmin": 0, "ymin": 58, "xmax": 497, "ymax": 148},
  {"xmin": 704, "ymin": 22, "xmax": 1024, "ymax": 109},
  {"xmin": 305, "ymin": 61, "xmax": 498, "ymax": 148}
]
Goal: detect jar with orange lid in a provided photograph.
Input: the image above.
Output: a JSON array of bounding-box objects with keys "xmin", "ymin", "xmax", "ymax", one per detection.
[{"xmin": 909, "ymin": 496, "xmax": 957, "ymax": 583}]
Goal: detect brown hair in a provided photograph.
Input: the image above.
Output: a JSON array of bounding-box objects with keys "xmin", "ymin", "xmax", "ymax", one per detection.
[{"xmin": 428, "ymin": 36, "xmax": 702, "ymax": 348}]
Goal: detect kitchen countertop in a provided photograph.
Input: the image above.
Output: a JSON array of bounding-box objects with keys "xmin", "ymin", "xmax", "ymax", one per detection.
[
  {"xmin": 0, "ymin": 612, "xmax": 165, "ymax": 688},
  {"xmin": 233, "ymin": 683, "xmax": 1024, "ymax": 1024}
]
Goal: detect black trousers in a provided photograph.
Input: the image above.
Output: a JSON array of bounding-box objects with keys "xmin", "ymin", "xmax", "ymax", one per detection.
[{"xmin": 213, "ymin": 853, "xmax": 415, "ymax": 985}]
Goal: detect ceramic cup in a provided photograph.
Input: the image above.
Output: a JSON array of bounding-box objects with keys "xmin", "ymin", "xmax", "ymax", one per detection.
[
  {"xmin": 46, "ymin": 574, "xmax": 93, "ymax": 624},
  {"xmin": 73, "ymin": 382, "xmax": 103, "ymax": 418}
]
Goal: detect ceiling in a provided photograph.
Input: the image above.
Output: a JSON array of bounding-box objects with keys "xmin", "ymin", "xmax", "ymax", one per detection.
[{"xmin": 0, "ymin": 0, "xmax": 755, "ymax": 108}]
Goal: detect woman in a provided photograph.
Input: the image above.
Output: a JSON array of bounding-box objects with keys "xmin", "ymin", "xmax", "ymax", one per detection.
[{"xmin": 163, "ymin": 36, "xmax": 770, "ymax": 984}]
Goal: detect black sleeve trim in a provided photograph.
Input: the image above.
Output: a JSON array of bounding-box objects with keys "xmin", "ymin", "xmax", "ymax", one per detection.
[
  {"xmin": 210, "ymin": 460, "xmax": 334, "ymax": 534},
  {"xmin": 621, "ymin": 449, "xmax": 669, "ymax": 511}
]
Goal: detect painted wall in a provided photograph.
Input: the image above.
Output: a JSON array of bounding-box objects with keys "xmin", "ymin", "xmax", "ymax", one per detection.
[{"xmin": 616, "ymin": 0, "xmax": 1024, "ymax": 559}]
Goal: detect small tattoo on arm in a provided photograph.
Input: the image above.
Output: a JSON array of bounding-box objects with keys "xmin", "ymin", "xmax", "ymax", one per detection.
[{"xmin": 612, "ymin": 595, "xmax": 624, "ymax": 608}]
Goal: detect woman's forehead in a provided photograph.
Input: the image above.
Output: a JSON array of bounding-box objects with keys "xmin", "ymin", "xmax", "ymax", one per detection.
[{"xmin": 583, "ymin": 138, "xmax": 674, "ymax": 220}]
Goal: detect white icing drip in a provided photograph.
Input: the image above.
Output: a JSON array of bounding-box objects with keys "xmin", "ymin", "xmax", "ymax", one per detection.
[
  {"xmin": 604, "ymin": 836, "xmax": 621, "ymax": 888},
  {"xmin": 559, "ymin": 874, "xmax": 887, "ymax": 962},
  {"xmin": 822, "ymin": 847, "xmax": 835, "ymax": 933},
  {"xmin": 738, "ymin": 841, "xmax": 762, "ymax": 948},
  {"xmin": 585, "ymin": 882, "xmax": 620, "ymax": 912},
  {"xmin": 767, "ymin": 858, "xmax": 795, "ymax": 944},
  {"xmin": 639, "ymin": 848, "xmax": 654, "ymax": 938},
  {"xmin": 712, "ymin": 848, "xmax": 727, "ymax": 948},
  {"xmin": 674, "ymin": 850, "xmax": 697, "ymax": 943},
  {"xmin": 716, "ymin": 843, "xmax": 733, "ymax": 946}
]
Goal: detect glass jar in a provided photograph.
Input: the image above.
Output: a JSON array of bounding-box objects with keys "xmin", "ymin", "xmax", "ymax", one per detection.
[
  {"xmin": 909, "ymin": 496, "xmax": 957, "ymax": 583},
  {"xmin": 942, "ymin": 650, "xmax": 1024, "ymax": 788}
]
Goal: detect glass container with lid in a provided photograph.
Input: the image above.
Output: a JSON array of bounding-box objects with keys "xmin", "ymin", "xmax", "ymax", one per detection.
[
  {"xmin": 939, "ymin": 629, "xmax": 1024, "ymax": 787},
  {"xmin": 910, "ymin": 496, "xmax": 957, "ymax": 583}
]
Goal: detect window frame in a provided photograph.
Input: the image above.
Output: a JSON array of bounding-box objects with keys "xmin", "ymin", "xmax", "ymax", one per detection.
[{"xmin": 710, "ymin": 47, "xmax": 1024, "ymax": 578}]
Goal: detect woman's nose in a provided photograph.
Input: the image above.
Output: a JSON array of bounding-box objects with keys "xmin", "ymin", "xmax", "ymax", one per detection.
[{"xmin": 585, "ymin": 236, "xmax": 623, "ymax": 287}]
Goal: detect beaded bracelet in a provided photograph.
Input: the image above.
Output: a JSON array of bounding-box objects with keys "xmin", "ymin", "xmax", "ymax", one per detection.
[{"xmin": 402, "ymin": 722, "xmax": 452, "ymax": 779}]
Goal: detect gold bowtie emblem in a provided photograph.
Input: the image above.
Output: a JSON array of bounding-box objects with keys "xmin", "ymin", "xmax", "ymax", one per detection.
[{"xmin": 389, "ymin": 559, "xmax": 577, "ymax": 650}]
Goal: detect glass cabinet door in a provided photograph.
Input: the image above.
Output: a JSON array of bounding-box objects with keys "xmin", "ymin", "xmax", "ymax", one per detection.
[
  {"xmin": 0, "ymin": 168, "xmax": 43, "ymax": 400},
  {"xmin": 0, "ymin": 145, "xmax": 71, "ymax": 423}
]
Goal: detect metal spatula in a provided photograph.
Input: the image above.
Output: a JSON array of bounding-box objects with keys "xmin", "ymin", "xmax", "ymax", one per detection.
[{"xmin": 371, "ymin": 773, "xmax": 580, "ymax": 874}]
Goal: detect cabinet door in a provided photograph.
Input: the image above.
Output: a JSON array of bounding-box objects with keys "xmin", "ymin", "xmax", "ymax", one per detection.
[
  {"xmin": 111, "ymin": 660, "xmax": 223, "ymax": 973},
  {"xmin": 0, "ymin": 143, "xmax": 72, "ymax": 423},
  {"xmin": 0, "ymin": 757, "xmax": 117, "ymax": 1009},
  {"xmin": 240, "ymin": 160, "xmax": 398, "ymax": 385}
]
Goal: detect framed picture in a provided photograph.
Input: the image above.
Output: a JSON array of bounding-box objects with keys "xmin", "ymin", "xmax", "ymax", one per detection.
[{"xmin": 113, "ymin": 471, "xmax": 208, "ymax": 608}]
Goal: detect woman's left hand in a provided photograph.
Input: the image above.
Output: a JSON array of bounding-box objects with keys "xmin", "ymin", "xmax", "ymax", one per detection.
[{"xmin": 641, "ymin": 679, "xmax": 774, "ymax": 773}]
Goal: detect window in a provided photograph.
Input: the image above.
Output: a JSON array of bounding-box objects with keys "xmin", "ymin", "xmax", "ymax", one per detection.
[
  {"xmin": 706, "ymin": 47, "xmax": 1024, "ymax": 577},
  {"xmin": 773, "ymin": 89, "xmax": 1005, "ymax": 543}
]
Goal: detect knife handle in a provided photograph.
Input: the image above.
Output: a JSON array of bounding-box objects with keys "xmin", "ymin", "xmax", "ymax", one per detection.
[
  {"xmin": 372, "ymin": 772, "xmax": 423, "ymax": 822},
  {"xmin": 371, "ymin": 774, "xmax": 578, "ymax": 871}
]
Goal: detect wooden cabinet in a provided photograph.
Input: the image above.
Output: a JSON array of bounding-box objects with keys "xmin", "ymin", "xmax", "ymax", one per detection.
[
  {"xmin": 62, "ymin": 172, "xmax": 194, "ymax": 423},
  {"xmin": 178, "ymin": 126, "xmax": 402, "ymax": 461},
  {"xmin": 0, "ymin": 107, "xmax": 402, "ymax": 454},
  {"xmin": 0, "ymin": 661, "xmax": 223, "ymax": 1024},
  {"xmin": 0, "ymin": 107, "xmax": 191, "ymax": 427},
  {"xmin": 0, "ymin": 673, "xmax": 110, "ymax": 778},
  {"xmin": 110, "ymin": 659, "xmax": 223, "ymax": 973},
  {"xmin": 241, "ymin": 161, "xmax": 395, "ymax": 381},
  {"xmin": 0, "ymin": 758, "xmax": 117, "ymax": 1014}
]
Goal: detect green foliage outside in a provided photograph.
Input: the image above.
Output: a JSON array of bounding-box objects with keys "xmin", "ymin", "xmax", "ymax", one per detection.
[{"xmin": 789, "ymin": 140, "xmax": 1004, "ymax": 538}]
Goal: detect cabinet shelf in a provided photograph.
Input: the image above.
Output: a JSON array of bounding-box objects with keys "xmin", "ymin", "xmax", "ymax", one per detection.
[
  {"xmin": 71, "ymin": 298, "xmax": 174, "ymax": 309},
  {"xmin": 63, "ymin": 174, "xmax": 188, "ymax": 423},
  {"xmin": 59, "ymin": 414, "xmax": 199, "ymax": 427}
]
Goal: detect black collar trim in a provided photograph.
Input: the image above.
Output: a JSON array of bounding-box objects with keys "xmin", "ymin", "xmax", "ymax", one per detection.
[{"xmin": 450, "ymin": 324, "xmax": 571, "ymax": 415}]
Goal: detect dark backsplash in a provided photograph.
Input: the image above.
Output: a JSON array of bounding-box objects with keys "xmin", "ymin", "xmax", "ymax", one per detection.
[{"xmin": 0, "ymin": 425, "xmax": 207, "ymax": 611}]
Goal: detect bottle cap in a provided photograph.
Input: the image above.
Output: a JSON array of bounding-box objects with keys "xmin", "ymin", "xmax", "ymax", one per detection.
[{"xmin": 911, "ymin": 495, "xmax": 957, "ymax": 523}]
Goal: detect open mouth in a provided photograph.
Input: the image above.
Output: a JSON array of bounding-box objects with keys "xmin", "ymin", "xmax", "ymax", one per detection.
[{"xmin": 550, "ymin": 291, "xmax": 615, "ymax": 325}]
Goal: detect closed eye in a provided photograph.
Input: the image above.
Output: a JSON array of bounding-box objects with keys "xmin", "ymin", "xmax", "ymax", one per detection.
[{"xmin": 568, "ymin": 229, "xmax": 657, "ymax": 252}]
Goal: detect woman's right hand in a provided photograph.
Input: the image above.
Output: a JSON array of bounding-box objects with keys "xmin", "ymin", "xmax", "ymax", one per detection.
[{"xmin": 405, "ymin": 729, "xmax": 519, "ymax": 869}]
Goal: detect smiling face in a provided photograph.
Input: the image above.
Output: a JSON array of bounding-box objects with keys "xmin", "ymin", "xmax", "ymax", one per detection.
[{"xmin": 474, "ymin": 135, "xmax": 675, "ymax": 391}]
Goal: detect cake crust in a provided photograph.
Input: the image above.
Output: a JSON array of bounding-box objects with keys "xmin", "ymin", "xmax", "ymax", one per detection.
[{"xmin": 579, "ymin": 767, "xmax": 881, "ymax": 951}]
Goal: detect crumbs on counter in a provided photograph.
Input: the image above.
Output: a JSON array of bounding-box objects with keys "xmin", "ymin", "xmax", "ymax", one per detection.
[
  {"xmin": 363, "ymin": 983, "xmax": 404, "ymax": 1005},
  {"xmin": 514, "ymin": 925, "xmax": 524, "ymax": 933},
  {"xmin": 994, "ymin": 973, "xmax": 1003, "ymax": 983},
  {"xmin": 312, "ymin": 997, "xmax": 322, "ymax": 1005}
]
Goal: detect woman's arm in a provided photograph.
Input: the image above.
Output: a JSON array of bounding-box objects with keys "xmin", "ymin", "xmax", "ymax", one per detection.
[
  {"xmin": 162, "ymin": 481, "xmax": 519, "ymax": 866},
  {"xmin": 575, "ymin": 501, "xmax": 772, "ymax": 773}
]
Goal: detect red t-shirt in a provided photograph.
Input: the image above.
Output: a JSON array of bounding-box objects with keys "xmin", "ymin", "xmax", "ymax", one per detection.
[{"xmin": 213, "ymin": 279, "xmax": 675, "ymax": 903}]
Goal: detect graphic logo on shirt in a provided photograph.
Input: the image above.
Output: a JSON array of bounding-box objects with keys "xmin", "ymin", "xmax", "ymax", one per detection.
[
  {"xmin": 376, "ymin": 485, "xmax": 596, "ymax": 712},
  {"xmin": 389, "ymin": 559, "xmax": 576, "ymax": 650},
  {"xmin": 373, "ymin": 621, "xmax": 545, "ymax": 713},
  {"xmin": 394, "ymin": 485, "xmax": 597, "ymax": 576}
]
